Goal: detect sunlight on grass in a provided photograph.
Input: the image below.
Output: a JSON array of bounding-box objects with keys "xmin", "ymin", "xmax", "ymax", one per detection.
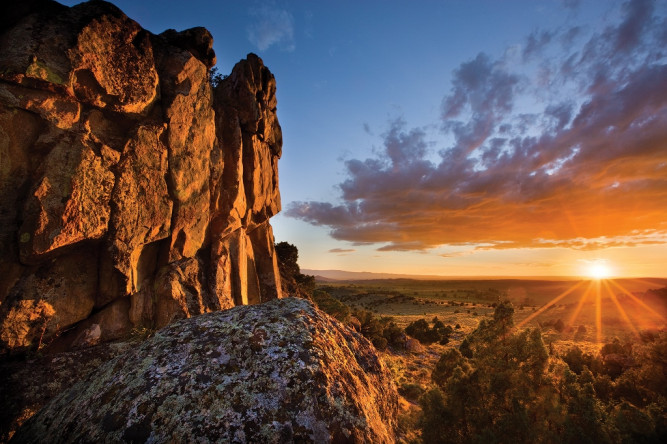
[
  {"xmin": 608, "ymin": 279, "xmax": 666, "ymax": 322},
  {"xmin": 565, "ymin": 281, "xmax": 593, "ymax": 336},
  {"xmin": 515, "ymin": 277, "xmax": 665, "ymax": 344},
  {"xmin": 603, "ymin": 280, "xmax": 639, "ymax": 338},
  {"xmin": 515, "ymin": 280, "xmax": 585, "ymax": 330},
  {"xmin": 595, "ymin": 280, "xmax": 602, "ymax": 344}
]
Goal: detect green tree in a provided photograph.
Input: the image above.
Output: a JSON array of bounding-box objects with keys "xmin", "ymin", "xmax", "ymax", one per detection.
[
  {"xmin": 275, "ymin": 241, "xmax": 300, "ymax": 277},
  {"xmin": 275, "ymin": 241, "xmax": 315, "ymax": 298},
  {"xmin": 421, "ymin": 303, "xmax": 554, "ymax": 443},
  {"xmin": 431, "ymin": 348, "xmax": 470, "ymax": 388}
]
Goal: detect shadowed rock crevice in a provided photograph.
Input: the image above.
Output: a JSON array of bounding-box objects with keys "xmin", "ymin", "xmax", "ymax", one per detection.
[{"xmin": 0, "ymin": 0, "xmax": 283, "ymax": 354}]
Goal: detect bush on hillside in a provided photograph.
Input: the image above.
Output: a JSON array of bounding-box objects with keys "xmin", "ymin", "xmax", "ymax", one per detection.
[
  {"xmin": 419, "ymin": 302, "xmax": 667, "ymax": 444},
  {"xmin": 405, "ymin": 318, "xmax": 453, "ymax": 345},
  {"xmin": 275, "ymin": 241, "xmax": 315, "ymax": 298},
  {"xmin": 353, "ymin": 309, "xmax": 404, "ymax": 351},
  {"xmin": 311, "ymin": 290, "xmax": 350, "ymax": 323}
]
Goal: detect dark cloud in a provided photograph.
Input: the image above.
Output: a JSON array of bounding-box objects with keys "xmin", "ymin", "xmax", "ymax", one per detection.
[
  {"xmin": 287, "ymin": 0, "xmax": 667, "ymax": 252},
  {"xmin": 442, "ymin": 53, "xmax": 520, "ymax": 122},
  {"xmin": 615, "ymin": 0, "xmax": 654, "ymax": 53}
]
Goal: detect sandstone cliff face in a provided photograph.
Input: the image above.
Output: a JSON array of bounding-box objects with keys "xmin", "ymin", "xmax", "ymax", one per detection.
[
  {"xmin": 0, "ymin": 0, "xmax": 283, "ymax": 353},
  {"xmin": 12, "ymin": 298, "xmax": 398, "ymax": 443}
]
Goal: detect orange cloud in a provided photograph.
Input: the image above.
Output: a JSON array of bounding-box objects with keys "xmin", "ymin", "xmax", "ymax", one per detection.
[{"xmin": 287, "ymin": 0, "xmax": 667, "ymax": 252}]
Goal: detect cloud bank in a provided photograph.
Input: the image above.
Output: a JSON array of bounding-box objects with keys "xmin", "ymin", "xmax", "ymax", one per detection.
[{"xmin": 287, "ymin": 0, "xmax": 667, "ymax": 252}]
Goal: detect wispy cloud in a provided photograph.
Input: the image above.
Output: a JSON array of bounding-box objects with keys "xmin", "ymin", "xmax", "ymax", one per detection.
[
  {"xmin": 329, "ymin": 248, "xmax": 355, "ymax": 254},
  {"xmin": 247, "ymin": 5, "xmax": 295, "ymax": 51},
  {"xmin": 287, "ymin": 0, "xmax": 667, "ymax": 252}
]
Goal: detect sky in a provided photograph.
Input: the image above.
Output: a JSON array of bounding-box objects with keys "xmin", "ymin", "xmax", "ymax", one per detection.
[{"xmin": 60, "ymin": 0, "xmax": 667, "ymax": 278}]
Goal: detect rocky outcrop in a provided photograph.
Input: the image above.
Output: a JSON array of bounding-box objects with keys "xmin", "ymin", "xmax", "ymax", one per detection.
[
  {"xmin": 12, "ymin": 298, "xmax": 398, "ymax": 443},
  {"xmin": 0, "ymin": 0, "xmax": 283, "ymax": 354}
]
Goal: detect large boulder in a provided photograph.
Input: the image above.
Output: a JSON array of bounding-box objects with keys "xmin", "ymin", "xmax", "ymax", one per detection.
[
  {"xmin": 12, "ymin": 298, "xmax": 399, "ymax": 443},
  {"xmin": 0, "ymin": 0, "xmax": 283, "ymax": 354}
]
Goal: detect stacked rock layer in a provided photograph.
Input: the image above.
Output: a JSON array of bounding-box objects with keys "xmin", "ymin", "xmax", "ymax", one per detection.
[{"xmin": 0, "ymin": 0, "xmax": 284, "ymax": 353}]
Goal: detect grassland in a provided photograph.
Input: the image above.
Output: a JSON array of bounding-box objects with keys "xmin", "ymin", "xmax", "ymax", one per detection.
[
  {"xmin": 320, "ymin": 277, "xmax": 666, "ymax": 345},
  {"xmin": 318, "ymin": 277, "xmax": 667, "ymax": 404}
]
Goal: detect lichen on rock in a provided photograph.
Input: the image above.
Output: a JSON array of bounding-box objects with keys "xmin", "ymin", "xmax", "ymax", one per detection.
[{"xmin": 12, "ymin": 298, "xmax": 399, "ymax": 443}]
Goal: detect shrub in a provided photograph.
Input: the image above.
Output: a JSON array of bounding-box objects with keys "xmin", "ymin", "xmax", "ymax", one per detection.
[
  {"xmin": 372, "ymin": 336, "xmax": 388, "ymax": 351},
  {"xmin": 382, "ymin": 322, "xmax": 405, "ymax": 348},
  {"xmin": 399, "ymin": 383, "xmax": 426, "ymax": 402},
  {"xmin": 352, "ymin": 309, "xmax": 406, "ymax": 351},
  {"xmin": 311, "ymin": 290, "xmax": 350, "ymax": 323},
  {"xmin": 562, "ymin": 346, "xmax": 587, "ymax": 374},
  {"xmin": 405, "ymin": 319, "xmax": 442, "ymax": 345}
]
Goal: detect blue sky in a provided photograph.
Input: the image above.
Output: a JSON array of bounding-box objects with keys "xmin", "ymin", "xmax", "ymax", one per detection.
[{"xmin": 60, "ymin": 0, "xmax": 667, "ymax": 277}]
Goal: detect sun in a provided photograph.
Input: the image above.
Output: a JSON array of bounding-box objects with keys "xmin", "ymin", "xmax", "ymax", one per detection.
[{"xmin": 586, "ymin": 262, "xmax": 612, "ymax": 280}]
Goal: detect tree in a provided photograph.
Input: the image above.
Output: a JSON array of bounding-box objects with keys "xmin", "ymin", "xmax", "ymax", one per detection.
[
  {"xmin": 416, "ymin": 302, "xmax": 666, "ymax": 443},
  {"xmin": 208, "ymin": 66, "xmax": 226, "ymax": 87},
  {"xmin": 421, "ymin": 303, "xmax": 555, "ymax": 443},
  {"xmin": 406, "ymin": 318, "xmax": 451, "ymax": 345},
  {"xmin": 275, "ymin": 241, "xmax": 315, "ymax": 298},
  {"xmin": 275, "ymin": 241, "xmax": 300, "ymax": 277},
  {"xmin": 562, "ymin": 346, "xmax": 587, "ymax": 375},
  {"xmin": 431, "ymin": 348, "xmax": 469, "ymax": 388}
]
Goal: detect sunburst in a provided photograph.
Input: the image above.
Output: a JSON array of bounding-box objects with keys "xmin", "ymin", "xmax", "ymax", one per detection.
[
  {"xmin": 514, "ymin": 272, "xmax": 665, "ymax": 345},
  {"xmin": 585, "ymin": 261, "xmax": 613, "ymax": 280}
]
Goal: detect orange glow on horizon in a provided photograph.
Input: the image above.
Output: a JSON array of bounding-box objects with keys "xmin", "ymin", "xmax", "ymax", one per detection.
[{"xmin": 581, "ymin": 259, "xmax": 614, "ymax": 280}]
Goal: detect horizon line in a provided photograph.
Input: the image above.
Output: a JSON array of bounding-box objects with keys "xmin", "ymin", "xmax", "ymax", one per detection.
[{"xmin": 302, "ymin": 268, "xmax": 667, "ymax": 281}]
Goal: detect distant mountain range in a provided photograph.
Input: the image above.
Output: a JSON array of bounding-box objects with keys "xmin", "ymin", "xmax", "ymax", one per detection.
[{"xmin": 301, "ymin": 269, "xmax": 580, "ymax": 282}]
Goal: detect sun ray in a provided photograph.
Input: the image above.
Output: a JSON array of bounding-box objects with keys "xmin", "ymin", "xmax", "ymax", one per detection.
[
  {"xmin": 608, "ymin": 279, "xmax": 666, "ymax": 321},
  {"xmin": 565, "ymin": 280, "xmax": 594, "ymax": 338},
  {"xmin": 516, "ymin": 280, "xmax": 586, "ymax": 330},
  {"xmin": 632, "ymin": 278, "xmax": 665, "ymax": 289},
  {"xmin": 595, "ymin": 279, "xmax": 602, "ymax": 344},
  {"xmin": 603, "ymin": 280, "xmax": 640, "ymax": 338}
]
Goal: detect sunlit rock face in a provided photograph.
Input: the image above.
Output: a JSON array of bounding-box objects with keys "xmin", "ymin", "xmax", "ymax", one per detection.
[
  {"xmin": 0, "ymin": 0, "xmax": 283, "ymax": 353},
  {"xmin": 12, "ymin": 298, "xmax": 399, "ymax": 443}
]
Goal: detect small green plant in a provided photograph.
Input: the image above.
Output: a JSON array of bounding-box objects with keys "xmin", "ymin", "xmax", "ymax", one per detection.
[{"xmin": 130, "ymin": 326, "xmax": 156, "ymax": 341}]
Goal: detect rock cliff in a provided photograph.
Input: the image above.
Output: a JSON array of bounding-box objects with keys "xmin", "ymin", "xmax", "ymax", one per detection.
[
  {"xmin": 0, "ymin": 0, "xmax": 283, "ymax": 354},
  {"xmin": 11, "ymin": 298, "xmax": 399, "ymax": 443}
]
